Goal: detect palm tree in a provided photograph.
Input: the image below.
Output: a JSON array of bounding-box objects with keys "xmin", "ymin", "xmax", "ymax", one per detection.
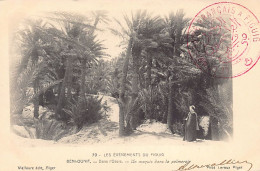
[
  {"xmin": 162, "ymin": 10, "xmax": 199, "ymax": 133},
  {"xmin": 187, "ymin": 16, "xmax": 232, "ymax": 140},
  {"xmin": 111, "ymin": 10, "xmax": 159, "ymax": 135},
  {"xmin": 137, "ymin": 15, "xmax": 165, "ymax": 120},
  {"xmin": 51, "ymin": 23, "xmax": 82, "ymax": 119},
  {"xmin": 78, "ymin": 11, "xmax": 109, "ymax": 103},
  {"xmin": 15, "ymin": 19, "xmax": 49, "ymax": 118},
  {"xmin": 10, "ymin": 18, "xmax": 62, "ymax": 118},
  {"xmin": 43, "ymin": 12, "xmax": 99, "ymax": 119}
]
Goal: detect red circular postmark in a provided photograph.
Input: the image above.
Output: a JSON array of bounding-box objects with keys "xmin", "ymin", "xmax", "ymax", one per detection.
[{"xmin": 187, "ymin": 2, "xmax": 260, "ymax": 78}]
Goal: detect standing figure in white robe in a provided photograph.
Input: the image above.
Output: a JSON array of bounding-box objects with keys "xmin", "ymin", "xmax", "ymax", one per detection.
[{"xmin": 184, "ymin": 105, "xmax": 199, "ymax": 142}]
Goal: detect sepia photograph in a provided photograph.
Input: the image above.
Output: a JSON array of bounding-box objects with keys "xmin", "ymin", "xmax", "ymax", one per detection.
[
  {"xmin": 1, "ymin": 0, "xmax": 260, "ymax": 170},
  {"xmin": 9, "ymin": 5, "xmax": 234, "ymax": 146}
]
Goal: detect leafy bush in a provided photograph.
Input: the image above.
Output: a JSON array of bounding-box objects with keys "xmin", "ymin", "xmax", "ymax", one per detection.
[
  {"xmin": 63, "ymin": 96, "xmax": 103, "ymax": 130},
  {"xmin": 12, "ymin": 116, "xmax": 75, "ymax": 141},
  {"xmin": 34, "ymin": 117, "xmax": 74, "ymax": 141},
  {"xmin": 172, "ymin": 122, "xmax": 184, "ymax": 136}
]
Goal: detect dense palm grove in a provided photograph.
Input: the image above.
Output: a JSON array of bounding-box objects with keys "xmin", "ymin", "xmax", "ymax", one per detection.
[{"xmin": 10, "ymin": 10, "xmax": 233, "ymax": 141}]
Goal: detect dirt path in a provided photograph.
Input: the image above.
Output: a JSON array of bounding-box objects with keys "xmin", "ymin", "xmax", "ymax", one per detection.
[{"xmin": 58, "ymin": 96, "xmax": 226, "ymax": 146}]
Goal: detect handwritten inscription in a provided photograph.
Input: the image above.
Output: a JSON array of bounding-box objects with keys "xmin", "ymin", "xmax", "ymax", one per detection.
[{"xmin": 176, "ymin": 159, "xmax": 253, "ymax": 171}]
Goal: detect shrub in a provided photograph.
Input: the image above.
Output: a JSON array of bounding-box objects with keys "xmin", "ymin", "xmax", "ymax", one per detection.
[
  {"xmin": 34, "ymin": 117, "xmax": 74, "ymax": 141},
  {"xmin": 63, "ymin": 96, "xmax": 103, "ymax": 130},
  {"xmin": 12, "ymin": 116, "xmax": 75, "ymax": 141},
  {"xmin": 172, "ymin": 122, "xmax": 184, "ymax": 136}
]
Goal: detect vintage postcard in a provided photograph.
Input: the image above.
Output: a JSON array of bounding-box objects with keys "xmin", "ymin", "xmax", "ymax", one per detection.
[{"xmin": 0, "ymin": 0, "xmax": 260, "ymax": 170}]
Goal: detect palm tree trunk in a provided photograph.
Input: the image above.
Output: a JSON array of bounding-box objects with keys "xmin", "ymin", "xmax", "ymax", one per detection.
[
  {"xmin": 145, "ymin": 53, "xmax": 153, "ymax": 119},
  {"xmin": 146, "ymin": 54, "xmax": 152, "ymax": 88},
  {"xmin": 119, "ymin": 37, "xmax": 133, "ymax": 136},
  {"xmin": 33, "ymin": 79, "xmax": 39, "ymax": 118},
  {"xmin": 129, "ymin": 54, "xmax": 139, "ymax": 130},
  {"xmin": 79, "ymin": 58, "xmax": 87, "ymax": 108},
  {"xmin": 55, "ymin": 55, "xmax": 73, "ymax": 119},
  {"xmin": 32, "ymin": 48, "xmax": 39, "ymax": 118},
  {"xmin": 67, "ymin": 69, "xmax": 73, "ymax": 100},
  {"xmin": 210, "ymin": 117, "xmax": 219, "ymax": 140},
  {"xmin": 162, "ymin": 106, "xmax": 168, "ymax": 123},
  {"xmin": 167, "ymin": 77, "xmax": 174, "ymax": 133},
  {"xmin": 166, "ymin": 19, "xmax": 181, "ymax": 132}
]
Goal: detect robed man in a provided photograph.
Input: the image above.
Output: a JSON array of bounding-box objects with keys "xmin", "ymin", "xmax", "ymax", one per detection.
[{"xmin": 184, "ymin": 105, "xmax": 199, "ymax": 142}]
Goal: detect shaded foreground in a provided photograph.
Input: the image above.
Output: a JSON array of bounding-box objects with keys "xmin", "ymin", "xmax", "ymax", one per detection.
[{"xmin": 11, "ymin": 96, "xmax": 228, "ymax": 147}]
